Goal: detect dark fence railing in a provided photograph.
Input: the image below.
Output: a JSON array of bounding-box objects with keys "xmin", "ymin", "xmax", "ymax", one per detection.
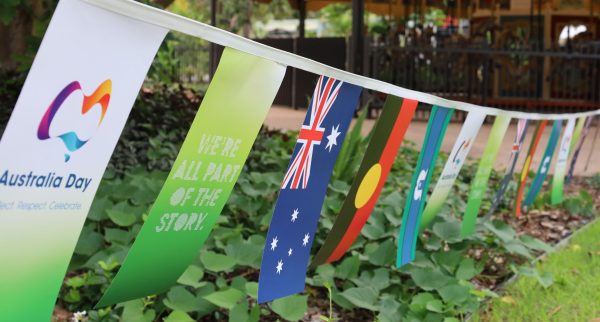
[{"xmin": 367, "ymin": 42, "xmax": 600, "ymax": 118}]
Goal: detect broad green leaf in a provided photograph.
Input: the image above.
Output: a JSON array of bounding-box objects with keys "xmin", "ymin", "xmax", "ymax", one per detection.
[
  {"xmin": 106, "ymin": 202, "xmax": 138, "ymax": 227},
  {"xmin": 377, "ymin": 296, "xmax": 402, "ymax": 322},
  {"xmin": 177, "ymin": 265, "xmax": 204, "ymax": 288},
  {"xmin": 120, "ymin": 299, "xmax": 156, "ymax": 322},
  {"xmin": 311, "ymin": 264, "xmax": 335, "ymax": 287},
  {"xmin": 380, "ymin": 190, "xmax": 403, "ymax": 207},
  {"xmin": 366, "ymin": 239, "xmax": 395, "ymax": 266},
  {"xmin": 431, "ymin": 250, "xmax": 462, "ymax": 274},
  {"xmin": 231, "ymin": 276, "xmax": 248, "ymax": 292},
  {"xmin": 104, "ymin": 228, "xmax": 134, "ymax": 245},
  {"xmin": 455, "ymin": 258, "xmax": 480, "ymax": 280},
  {"xmin": 335, "ymin": 255, "xmax": 360, "ymax": 279},
  {"xmin": 503, "ymin": 241, "xmax": 533, "ymax": 259},
  {"xmin": 409, "ymin": 268, "xmax": 452, "ymax": 291},
  {"xmin": 163, "ymin": 286, "xmax": 200, "ymax": 312},
  {"xmin": 88, "ymin": 197, "xmax": 111, "ymax": 221},
  {"xmin": 438, "ymin": 284, "xmax": 470, "ymax": 304},
  {"xmin": 224, "ymin": 237, "xmax": 263, "ymax": 268},
  {"xmin": 332, "ymin": 288, "xmax": 355, "ymax": 310},
  {"xmin": 229, "ymin": 300, "xmax": 249, "ymax": 322},
  {"xmin": 484, "ymin": 220, "xmax": 517, "ymax": 242},
  {"xmin": 425, "ymin": 299, "xmax": 444, "ymax": 313},
  {"xmin": 519, "ymin": 235, "xmax": 553, "ymax": 253},
  {"xmin": 203, "ymin": 288, "xmax": 244, "ymax": 310},
  {"xmin": 409, "ymin": 292, "xmax": 436, "ymax": 314},
  {"xmin": 352, "ymin": 268, "xmax": 390, "ymax": 291},
  {"xmin": 422, "ymin": 234, "xmax": 443, "ymax": 251},
  {"xmin": 271, "ymin": 295, "xmax": 308, "ymax": 321},
  {"xmin": 339, "ymin": 287, "xmax": 378, "ymax": 311},
  {"xmin": 432, "ymin": 220, "xmax": 462, "ymax": 243},
  {"xmin": 163, "ymin": 310, "xmax": 194, "ymax": 322},
  {"xmin": 194, "ymin": 283, "xmax": 219, "ymax": 317},
  {"xmin": 245, "ymin": 282, "xmax": 258, "ymax": 299},
  {"xmin": 74, "ymin": 227, "xmax": 104, "ymax": 256},
  {"xmin": 200, "ymin": 251, "xmax": 236, "ymax": 272}
]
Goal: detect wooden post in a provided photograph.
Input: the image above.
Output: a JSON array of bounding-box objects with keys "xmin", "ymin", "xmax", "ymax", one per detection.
[
  {"xmin": 351, "ymin": 0, "xmax": 365, "ymax": 75},
  {"xmin": 297, "ymin": 0, "xmax": 306, "ymax": 38}
]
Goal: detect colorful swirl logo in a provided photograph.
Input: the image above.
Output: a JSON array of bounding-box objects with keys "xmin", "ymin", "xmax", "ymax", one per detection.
[
  {"xmin": 37, "ymin": 80, "xmax": 112, "ymax": 162},
  {"xmin": 452, "ymin": 138, "xmax": 471, "ymax": 166}
]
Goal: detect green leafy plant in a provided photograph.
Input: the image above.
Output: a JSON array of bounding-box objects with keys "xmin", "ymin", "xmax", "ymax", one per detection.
[{"xmin": 3, "ymin": 73, "xmax": 595, "ymax": 321}]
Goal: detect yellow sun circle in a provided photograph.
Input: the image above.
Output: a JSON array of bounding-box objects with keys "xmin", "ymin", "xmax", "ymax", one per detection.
[{"xmin": 354, "ymin": 163, "xmax": 382, "ymax": 209}]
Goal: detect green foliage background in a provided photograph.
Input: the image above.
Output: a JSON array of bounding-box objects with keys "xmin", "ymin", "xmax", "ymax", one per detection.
[{"xmin": 1, "ymin": 69, "xmax": 595, "ymax": 321}]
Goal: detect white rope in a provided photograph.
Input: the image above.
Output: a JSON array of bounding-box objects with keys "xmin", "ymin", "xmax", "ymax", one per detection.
[{"xmin": 82, "ymin": 0, "xmax": 600, "ymax": 121}]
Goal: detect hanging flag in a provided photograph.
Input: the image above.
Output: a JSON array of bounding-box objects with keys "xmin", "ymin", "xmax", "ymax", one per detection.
[
  {"xmin": 515, "ymin": 120, "xmax": 548, "ymax": 217},
  {"xmin": 460, "ymin": 115, "xmax": 511, "ymax": 237},
  {"xmin": 257, "ymin": 76, "xmax": 361, "ymax": 303},
  {"xmin": 0, "ymin": 0, "xmax": 167, "ymax": 320},
  {"xmin": 419, "ymin": 111, "xmax": 487, "ymax": 231},
  {"xmin": 584, "ymin": 119, "xmax": 599, "ymax": 172},
  {"xmin": 97, "ymin": 48, "xmax": 286, "ymax": 307},
  {"xmin": 487, "ymin": 119, "xmax": 529, "ymax": 216},
  {"xmin": 311, "ymin": 96, "xmax": 418, "ymax": 267},
  {"xmin": 550, "ymin": 118, "xmax": 576, "ymax": 204},
  {"xmin": 566, "ymin": 116, "xmax": 594, "ymax": 184},
  {"xmin": 397, "ymin": 106, "xmax": 453, "ymax": 267},
  {"xmin": 522, "ymin": 120, "xmax": 563, "ymax": 210},
  {"xmin": 568, "ymin": 117, "xmax": 587, "ymax": 161}
]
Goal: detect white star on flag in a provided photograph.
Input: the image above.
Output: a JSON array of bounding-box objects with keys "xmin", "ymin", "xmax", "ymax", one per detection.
[
  {"xmin": 276, "ymin": 260, "xmax": 283, "ymax": 274},
  {"xmin": 270, "ymin": 236, "xmax": 278, "ymax": 251},
  {"xmin": 325, "ymin": 124, "xmax": 341, "ymax": 152},
  {"xmin": 291, "ymin": 208, "xmax": 299, "ymax": 222},
  {"xmin": 302, "ymin": 233, "xmax": 310, "ymax": 246},
  {"xmin": 288, "ymin": 248, "xmax": 293, "ymax": 256}
]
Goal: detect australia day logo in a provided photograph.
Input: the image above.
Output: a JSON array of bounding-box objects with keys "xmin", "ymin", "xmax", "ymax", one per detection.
[
  {"xmin": 37, "ymin": 80, "xmax": 112, "ymax": 162},
  {"xmin": 452, "ymin": 138, "xmax": 471, "ymax": 166}
]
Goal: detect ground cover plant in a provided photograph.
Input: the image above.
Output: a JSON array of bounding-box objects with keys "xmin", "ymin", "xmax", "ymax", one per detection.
[
  {"xmin": 2, "ymin": 70, "xmax": 597, "ymax": 322},
  {"xmin": 473, "ymin": 215, "xmax": 600, "ymax": 321},
  {"xmin": 52, "ymin": 113, "xmax": 598, "ymax": 322}
]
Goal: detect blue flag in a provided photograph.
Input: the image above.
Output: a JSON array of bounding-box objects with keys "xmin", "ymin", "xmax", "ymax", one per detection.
[
  {"xmin": 523, "ymin": 120, "xmax": 562, "ymax": 209},
  {"xmin": 397, "ymin": 106, "xmax": 453, "ymax": 267},
  {"xmin": 258, "ymin": 76, "xmax": 361, "ymax": 303}
]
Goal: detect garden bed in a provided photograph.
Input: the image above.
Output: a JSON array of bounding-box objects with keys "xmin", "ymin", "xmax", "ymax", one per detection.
[{"xmin": 47, "ymin": 124, "xmax": 599, "ymax": 322}]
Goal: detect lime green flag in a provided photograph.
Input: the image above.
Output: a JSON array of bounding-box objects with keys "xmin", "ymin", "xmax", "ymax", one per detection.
[
  {"xmin": 460, "ymin": 115, "xmax": 511, "ymax": 237},
  {"xmin": 97, "ymin": 48, "xmax": 286, "ymax": 306},
  {"xmin": 551, "ymin": 118, "xmax": 575, "ymax": 204},
  {"xmin": 569, "ymin": 117, "xmax": 586, "ymax": 158}
]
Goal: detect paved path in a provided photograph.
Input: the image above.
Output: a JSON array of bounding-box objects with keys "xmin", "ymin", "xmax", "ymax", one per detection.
[{"xmin": 264, "ymin": 106, "xmax": 600, "ymax": 176}]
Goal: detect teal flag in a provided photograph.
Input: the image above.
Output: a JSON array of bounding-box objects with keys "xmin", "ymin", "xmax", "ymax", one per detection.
[{"xmin": 523, "ymin": 120, "xmax": 562, "ymax": 210}]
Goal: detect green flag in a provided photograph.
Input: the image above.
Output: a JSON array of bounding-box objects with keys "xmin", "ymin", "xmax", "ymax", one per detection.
[
  {"xmin": 97, "ymin": 48, "xmax": 286, "ymax": 306},
  {"xmin": 551, "ymin": 118, "xmax": 575, "ymax": 204},
  {"xmin": 460, "ymin": 115, "xmax": 511, "ymax": 237}
]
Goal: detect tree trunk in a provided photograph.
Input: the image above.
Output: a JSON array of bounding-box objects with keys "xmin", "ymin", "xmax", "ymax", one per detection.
[
  {"xmin": 0, "ymin": 0, "xmax": 43, "ymax": 70},
  {"xmin": 0, "ymin": 9, "xmax": 33, "ymax": 70}
]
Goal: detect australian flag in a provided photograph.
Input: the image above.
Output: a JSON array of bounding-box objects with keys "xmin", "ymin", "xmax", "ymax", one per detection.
[{"xmin": 258, "ymin": 76, "xmax": 362, "ymax": 303}]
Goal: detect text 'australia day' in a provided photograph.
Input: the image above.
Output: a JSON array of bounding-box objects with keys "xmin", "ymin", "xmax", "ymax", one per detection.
[{"xmin": 0, "ymin": 170, "xmax": 93, "ymax": 192}]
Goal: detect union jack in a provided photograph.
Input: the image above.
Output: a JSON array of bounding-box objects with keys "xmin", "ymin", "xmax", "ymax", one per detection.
[{"xmin": 282, "ymin": 76, "xmax": 343, "ymax": 189}]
